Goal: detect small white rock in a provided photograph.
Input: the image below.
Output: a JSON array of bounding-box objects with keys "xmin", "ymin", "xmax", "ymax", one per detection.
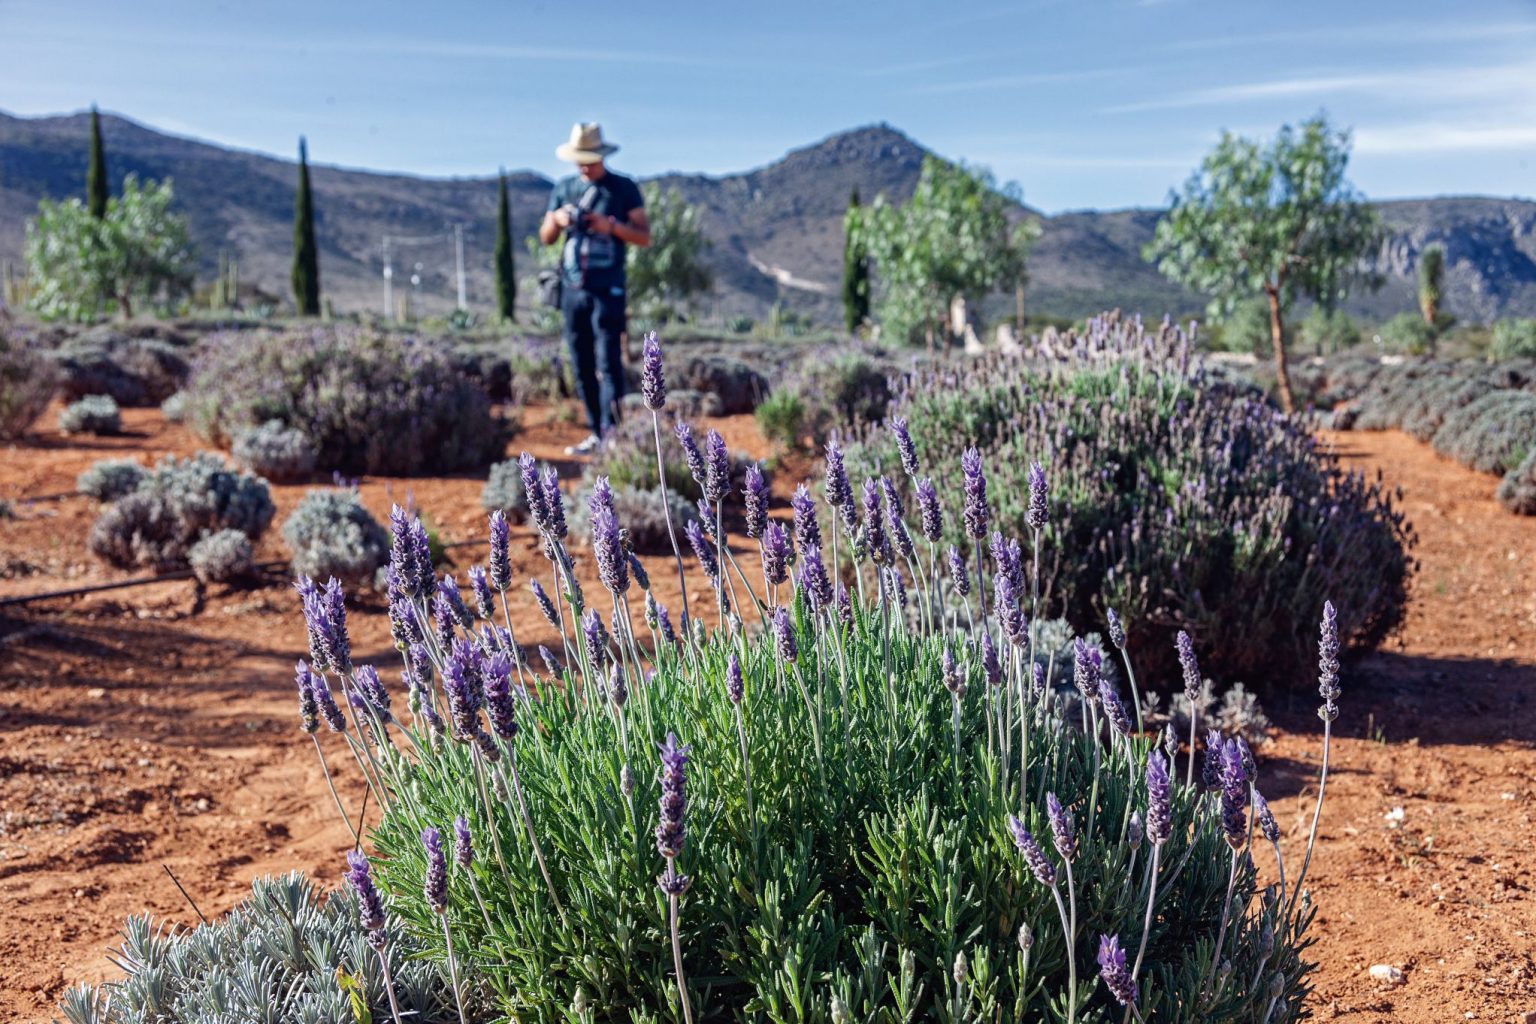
[{"xmin": 1368, "ymin": 964, "xmax": 1405, "ymax": 985}]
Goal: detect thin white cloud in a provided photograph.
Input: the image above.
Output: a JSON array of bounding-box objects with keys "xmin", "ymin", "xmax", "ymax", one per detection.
[
  {"xmin": 1355, "ymin": 123, "xmax": 1536, "ymax": 155},
  {"xmin": 906, "ymin": 65, "xmax": 1141, "ymax": 97},
  {"xmin": 1167, "ymin": 20, "xmax": 1536, "ymax": 52}
]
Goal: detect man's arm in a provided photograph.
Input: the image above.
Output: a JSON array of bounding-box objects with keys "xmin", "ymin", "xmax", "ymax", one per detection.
[
  {"xmin": 597, "ymin": 206, "xmax": 650, "ymax": 248},
  {"xmin": 539, "ymin": 208, "xmax": 571, "ymax": 245}
]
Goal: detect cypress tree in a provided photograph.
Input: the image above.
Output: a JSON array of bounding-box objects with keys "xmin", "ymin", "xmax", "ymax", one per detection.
[
  {"xmin": 842, "ymin": 187, "xmax": 870, "ymax": 335},
  {"xmin": 87, "ymin": 105, "xmax": 109, "ymax": 220},
  {"xmin": 494, "ymin": 170, "xmax": 516, "ymax": 321},
  {"xmin": 292, "ymin": 137, "xmax": 320, "ymax": 316},
  {"xmin": 1418, "ymin": 244, "xmax": 1444, "ymax": 329}
]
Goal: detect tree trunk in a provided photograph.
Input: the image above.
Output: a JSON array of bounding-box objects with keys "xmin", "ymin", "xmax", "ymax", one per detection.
[
  {"xmin": 118, "ymin": 290, "xmax": 133, "ymax": 319},
  {"xmin": 1015, "ymin": 281, "xmax": 1025, "ymax": 337},
  {"xmin": 1264, "ymin": 285, "xmax": 1295, "ymax": 414}
]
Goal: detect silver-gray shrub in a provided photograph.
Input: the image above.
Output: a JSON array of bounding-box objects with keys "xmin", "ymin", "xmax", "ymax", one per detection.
[
  {"xmin": 160, "ymin": 390, "xmax": 188, "ymax": 423},
  {"xmin": 77, "ymin": 459, "xmax": 148, "ymax": 502},
  {"xmin": 481, "ymin": 458, "xmax": 529, "ymax": 519},
  {"xmin": 46, "ymin": 327, "xmax": 191, "ymax": 406},
  {"xmin": 0, "ymin": 324, "xmax": 60, "ymax": 440},
  {"xmin": 88, "ymin": 452, "xmax": 275, "ymax": 570},
  {"xmin": 55, "ymin": 873, "xmax": 468, "ymax": 1024},
  {"xmin": 569, "ymin": 479, "xmax": 699, "ymax": 555},
  {"xmin": 1430, "ymin": 389, "xmax": 1536, "ymax": 475},
  {"xmin": 282, "ymin": 488, "xmax": 389, "ymax": 584},
  {"xmin": 180, "ymin": 326, "xmax": 507, "ymax": 476},
  {"xmin": 1497, "ymin": 448, "xmax": 1536, "ymax": 515},
  {"xmin": 232, "ymin": 419, "xmax": 318, "ymax": 482},
  {"xmin": 188, "ymin": 528, "xmax": 254, "ymax": 584},
  {"xmin": 59, "ymin": 394, "xmax": 122, "ymax": 435}
]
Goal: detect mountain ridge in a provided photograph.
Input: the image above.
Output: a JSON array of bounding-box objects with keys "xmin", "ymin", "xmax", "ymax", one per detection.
[{"xmin": 3, "ymin": 110, "xmax": 1534, "ymax": 324}]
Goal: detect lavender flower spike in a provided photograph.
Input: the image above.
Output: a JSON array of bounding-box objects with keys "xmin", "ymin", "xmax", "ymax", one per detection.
[
  {"xmin": 1097, "ymin": 934, "xmax": 1139, "ymax": 1008},
  {"xmin": 947, "ymin": 545, "xmax": 970, "ymax": 597},
  {"xmin": 423, "ymin": 826, "xmax": 449, "ymax": 914},
  {"xmin": 675, "ymin": 422, "xmax": 706, "ymax": 492},
  {"xmin": 703, "ymin": 429, "xmax": 730, "ymax": 506},
  {"xmin": 961, "ymin": 447, "xmax": 989, "ymax": 540},
  {"xmin": 790, "ymin": 484, "xmax": 822, "ymax": 553},
  {"xmin": 1175, "ymin": 630, "xmax": 1200, "ymax": 704},
  {"xmin": 743, "ymin": 464, "xmax": 769, "ymax": 540},
  {"xmin": 519, "ymin": 453, "xmax": 550, "ymax": 534},
  {"xmin": 1106, "ymin": 608, "xmax": 1126, "ymax": 651},
  {"xmin": 468, "ymin": 565, "xmax": 495, "ymax": 621},
  {"xmin": 488, "ymin": 510, "xmax": 512, "ymax": 593},
  {"xmin": 824, "ymin": 440, "xmax": 852, "ymax": 511},
  {"xmin": 655, "ymin": 732, "xmax": 691, "ymax": 861},
  {"xmin": 684, "ymin": 518, "xmax": 719, "ymax": 584},
  {"xmin": 890, "ymin": 416, "xmax": 919, "ymax": 478},
  {"xmin": 1026, "ymin": 461, "xmax": 1049, "ymax": 533},
  {"xmin": 726, "ymin": 651, "xmax": 744, "ymax": 705},
  {"xmin": 916, "ymin": 477, "xmax": 943, "ymax": 543},
  {"xmin": 530, "ymin": 578, "xmax": 559, "ymax": 629},
  {"xmin": 1099, "ymin": 677, "xmax": 1132, "ymax": 736},
  {"xmin": 772, "ymin": 606, "xmax": 798, "ymax": 663},
  {"xmin": 588, "ymin": 476, "xmax": 629, "ymax": 596},
  {"xmin": 1220, "ymin": 737, "xmax": 1250, "ymax": 850},
  {"xmin": 641, "ymin": 331, "xmax": 666, "ymax": 411},
  {"xmin": 295, "ymin": 660, "xmax": 319, "ymax": 733},
  {"xmin": 344, "ymin": 849, "xmax": 388, "ymax": 939},
  {"xmin": 1006, "ymin": 815, "xmax": 1057, "ymax": 887},
  {"xmin": 762, "ymin": 520, "xmax": 793, "ymax": 588},
  {"xmin": 1145, "ymin": 750, "xmax": 1172, "ymax": 845},
  {"xmin": 1318, "ymin": 600, "xmax": 1340, "ymax": 723},
  {"xmin": 453, "ymin": 815, "xmax": 474, "ymax": 869},
  {"xmin": 1045, "ymin": 792, "xmax": 1077, "ymax": 862}
]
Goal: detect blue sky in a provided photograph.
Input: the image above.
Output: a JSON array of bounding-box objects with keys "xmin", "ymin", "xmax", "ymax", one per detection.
[{"xmin": 3, "ymin": 0, "xmax": 1533, "ymax": 212}]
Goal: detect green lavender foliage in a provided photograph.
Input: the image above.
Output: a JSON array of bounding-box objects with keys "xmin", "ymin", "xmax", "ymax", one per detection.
[
  {"xmin": 291, "ymin": 137, "xmax": 320, "ymax": 316},
  {"xmin": 364, "ymin": 585, "xmax": 1313, "ymax": 1023},
  {"xmin": 55, "ymin": 873, "xmax": 470, "ymax": 1024},
  {"xmin": 282, "ymin": 488, "xmax": 388, "ymax": 584},
  {"xmin": 851, "ymin": 313, "xmax": 1412, "ymax": 687},
  {"xmin": 77, "ymin": 458, "xmax": 148, "ymax": 502},
  {"xmin": 59, "ymin": 394, "xmax": 122, "ymax": 435}
]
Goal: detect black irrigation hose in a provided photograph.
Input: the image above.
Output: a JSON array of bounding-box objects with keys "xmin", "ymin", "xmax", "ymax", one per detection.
[{"xmin": 0, "ymin": 539, "xmax": 486, "ymax": 609}]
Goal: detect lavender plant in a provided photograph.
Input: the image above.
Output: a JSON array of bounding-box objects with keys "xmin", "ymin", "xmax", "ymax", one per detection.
[
  {"xmin": 59, "ymin": 393, "xmax": 122, "ymax": 435},
  {"xmin": 0, "ymin": 324, "xmax": 59, "ymax": 439},
  {"xmin": 282, "ymin": 488, "xmax": 389, "ymax": 584},
  {"xmin": 851, "ymin": 313, "xmax": 1413, "ymax": 687},
  {"xmin": 187, "ymin": 528, "xmax": 254, "ymax": 585},
  {"xmin": 77, "ymin": 458, "xmax": 148, "ymax": 502},
  {"xmin": 285, "ymin": 372, "xmax": 1334, "ymax": 1021},
  {"xmin": 232, "ymin": 418, "xmax": 318, "ymax": 482}
]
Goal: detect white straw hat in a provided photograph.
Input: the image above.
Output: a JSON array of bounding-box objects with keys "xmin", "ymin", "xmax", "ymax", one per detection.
[{"xmin": 555, "ymin": 122, "xmax": 619, "ymax": 164}]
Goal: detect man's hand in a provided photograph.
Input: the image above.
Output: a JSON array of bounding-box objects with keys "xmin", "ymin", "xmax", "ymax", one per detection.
[{"xmin": 590, "ymin": 214, "xmax": 614, "ymax": 236}]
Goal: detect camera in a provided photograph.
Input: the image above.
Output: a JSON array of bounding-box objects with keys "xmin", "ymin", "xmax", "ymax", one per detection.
[{"xmin": 562, "ymin": 204, "xmax": 587, "ymax": 234}]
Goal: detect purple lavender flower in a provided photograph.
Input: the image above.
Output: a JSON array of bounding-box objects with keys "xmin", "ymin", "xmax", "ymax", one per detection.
[
  {"xmin": 608, "ymin": 662, "xmax": 629, "ymax": 710},
  {"xmin": 947, "ymin": 545, "xmax": 970, "ymax": 597},
  {"xmin": 307, "ymin": 669, "xmax": 345, "ymax": 733},
  {"xmin": 1146, "ymin": 750, "xmax": 1172, "ymax": 845},
  {"xmin": 835, "ymin": 583, "xmax": 853, "ymax": 630},
  {"xmin": 655, "ymin": 732, "xmax": 691, "ymax": 859},
  {"xmin": 468, "ymin": 565, "xmax": 495, "ymax": 621},
  {"xmin": 772, "ymin": 606, "xmax": 798, "ymax": 663},
  {"xmin": 1128, "ymin": 812, "xmax": 1144, "ymax": 851},
  {"xmin": 656, "ymin": 603, "xmax": 677, "ymax": 645},
  {"xmin": 387, "ymin": 574, "xmax": 423, "ymax": 652},
  {"xmin": 541, "ymin": 467, "xmax": 568, "ymax": 539},
  {"xmin": 470, "ymin": 728, "xmax": 501, "ymax": 764},
  {"xmin": 824, "ymin": 440, "xmax": 852, "ymax": 512},
  {"xmin": 588, "ymin": 477, "xmax": 629, "ymax": 597},
  {"xmin": 627, "ymin": 551, "xmax": 651, "ymax": 591},
  {"xmin": 443, "ymin": 639, "xmax": 485, "ymax": 738},
  {"xmin": 1007, "ymin": 815, "xmax": 1057, "ymax": 887},
  {"xmin": 488, "ymin": 510, "xmax": 512, "ymax": 593},
  {"xmin": 861, "ymin": 480, "xmax": 889, "ymax": 566},
  {"xmin": 438, "ymin": 576, "xmax": 474, "ymax": 629},
  {"xmin": 726, "ymin": 651, "xmax": 744, "ymax": 705},
  {"xmin": 344, "ymin": 850, "xmax": 387, "ymax": 942},
  {"xmin": 798, "ymin": 544, "xmax": 833, "ymax": 610},
  {"xmin": 1026, "ymin": 462, "xmax": 1049, "ymax": 533},
  {"xmin": 483, "ymin": 651, "xmax": 518, "ymax": 740},
  {"xmin": 961, "ymin": 447, "xmax": 989, "ymax": 540},
  {"xmin": 389, "ymin": 506, "xmax": 432, "ymax": 598},
  {"xmin": 353, "ymin": 664, "xmax": 392, "ymax": 721},
  {"xmin": 996, "ymin": 573, "xmax": 1028, "ymax": 649},
  {"xmin": 1096, "ymin": 934, "xmax": 1139, "ymax": 1008},
  {"xmin": 296, "ymin": 576, "xmax": 352, "ymax": 673},
  {"xmin": 675, "ymin": 422, "xmax": 706, "ymax": 492},
  {"xmin": 684, "ymin": 518, "xmax": 719, "ymax": 584},
  {"xmin": 704, "ymin": 429, "xmax": 730, "ymax": 506},
  {"xmin": 1031, "ymin": 661, "xmax": 1046, "ymax": 701},
  {"xmin": 1318, "ymin": 600, "xmax": 1340, "ymax": 723},
  {"xmin": 295, "ymin": 660, "xmax": 319, "ymax": 733},
  {"xmin": 453, "ymin": 815, "xmax": 474, "ymax": 869},
  {"xmin": 881, "ymin": 477, "xmax": 915, "ymax": 563},
  {"xmin": 1253, "ymin": 789, "xmax": 1279, "ymax": 844},
  {"xmin": 890, "ymin": 417, "xmax": 920, "ymax": 478},
  {"xmin": 641, "ymin": 331, "xmax": 666, "ymax": 411},
  {"xmin": 582, "ymin": 608, "xmax": 610, "ymax": 670},
  {"xmin": 1220, "ymin": 738, "xmax": 1250, "ymax": 849},
  {"xmin": 942, "ymin": 645, "xmax": 965, "ymax": 697},
  {"xmin": 1099, "ymin": 677, "xmax": 1132, "ymax": 736},
  {"xmin": 1045, "ymin": 792, "xmax": 1077, "ymax": 862},
  {"xmin": 529, "ymin": 579, "xmax": 559, "ymax": 629},
  {"xmin": 790, "ymin": 484, "xmax": 821, "ymax": 553},
  {"xmin": 762, "ymin": 520, "xmax": 793, "ymax": 587},
  {"xmin": 883, "ymin": 565, "xmax": 906, "ymax": 612},
  {"xmin": 1072, "ymin": 638, "xmax": 1101, "ymax": 703},
  {"xmin": 520, "ymin": 453, "xmax": 550, "ymax": 533},
  {"xmin": 538, "ymin": 645, "xmax": 560, "ymax": 678},
  {"xmin": 431, "ymin": 587, "xmax": 457, "ymax": 648},
  {"xmin": 1106, "ymin": 608, "xmax": 1126, "ymax": 651},
  {"xmin": 743, "ymin": 464, "xmax": 769, "ymax": 540},
  {"xmin": 1176, "ymin": 630, "xmax": 1200, "ymax": 706},
  {"xmin": 980, "ymin": 630, "xmax": 1002, "ymax": 687},
  {"xmin": 422, "ymin": 826, "xmax": 449, "ymax": 914},
  {"xmin": 1202, "ymin": 730, "xmax": 1226, "ymax": 793},
  {"xmin": 916, "ymin": 478, "xmax": 943, "ymax": 543}
]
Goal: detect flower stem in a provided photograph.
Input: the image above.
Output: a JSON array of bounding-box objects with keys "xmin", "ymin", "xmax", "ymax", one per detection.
[
  {"xmin": 440, "ymin": 914, "xmax": 468, "ymax": 1024},
  {"xmin": 650, "ymin": 411, "xmax": 691, "ymax": 627},
  {"xmin": 309, "ymin": 733, "xmax": 358, "ymax": 843},
  {"xmin": 667, "ymin": 857, "xmax": 695, "ymax": 1024}
]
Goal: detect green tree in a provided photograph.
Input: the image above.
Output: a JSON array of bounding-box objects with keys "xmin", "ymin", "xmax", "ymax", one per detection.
[
  {"xmin": 1416, "ymin": 244, "xmax": 1453, "ymax": 349},
  {"xmin": 494, "ymin": 170, "xmax": 516, "ymax": 322},
  {"xmin": 842, "ymin": 187, "xmax": 870, "ymax": 334},
  {"xmin": 87, "ymin": 105, "xmax": 109, "ymax": 220},
  {"xmin": 626, "ymin": 183, "xmax": 713, "ymax": 321},
  {"xmin": 1146, "ymin": 114, "xmax": 1379, "ymax": 412},
  {"xmin": 25, "ymin": 174, "xmax": 193, "ymax": 321},
  {"xmin": 851, "ymin": 156, "xmax": 1037, "ymax": 351},
  {"xmin": 291, "ymin": 137, "xmax": 320, "ymax": 316}
]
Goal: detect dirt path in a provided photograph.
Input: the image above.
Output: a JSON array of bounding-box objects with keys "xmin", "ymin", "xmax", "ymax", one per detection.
[{"xmin": 2, "ymin": 414, "xmax": 1532, "ymax": 1021}]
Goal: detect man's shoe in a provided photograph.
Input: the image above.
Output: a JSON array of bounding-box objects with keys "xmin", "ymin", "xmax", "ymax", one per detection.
[{"xmin": 565, "ymin": 434, "xmax": 601, "ymax": 456}]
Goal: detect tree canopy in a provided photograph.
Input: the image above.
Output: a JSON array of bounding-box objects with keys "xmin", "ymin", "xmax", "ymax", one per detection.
[{"xmin": 626, "ymin": 183, "xmax": 713, "ymax": 321}]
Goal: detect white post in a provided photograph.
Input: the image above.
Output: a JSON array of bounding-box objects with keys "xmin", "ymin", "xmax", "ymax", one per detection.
[
  {"xmin": 454, "ymin": 224, "xmax": 467, "ymax": 311},
  {"xmin": 382, "ymin": 236, "xmax": 394, "ymax": 321}
]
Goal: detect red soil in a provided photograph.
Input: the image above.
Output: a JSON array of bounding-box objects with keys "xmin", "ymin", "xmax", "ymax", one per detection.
[{"xmin": 0, "ymin": 409, "xmax": 1531, "ymax": 1022}]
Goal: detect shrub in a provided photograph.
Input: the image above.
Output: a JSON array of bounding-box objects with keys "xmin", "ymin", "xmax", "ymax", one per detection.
[
  {"xmin": 754, "ymin": 389, "xmax": 808, "ymax": 450},
  {"xmin": 1298, "ymin": 306, "xmax": 1360, "ymax": 355},
  {"xmin": 88, "ymin": 452, "xmax": 274, "ymax": 570},
  {"xmin": 1430, "ymin": 389, "xmax": 1536, "ymax": 474},
  {"xmin": 56, "ymin": 873, "xmax": 466, "ymax": 1024},
  {"xmin": 77, "ymin": 458, "xmax": 148, "ymax": 502},
  {"xmin": 622, "ymin": 388, "xmax": 723, "ymax": 420},
  {"xmin": 1490, "ymin": 318, "xmax": 1536, "ymax": 361},
  {"xmin": 232, "ymin": 419, "xmax": 318, "ymax": 482},
  {"xmin": 1377, "ymin": 312, "xmax": 1436, "ymax": 355},
  {"xmin": 58, "ymin": 394, "xmax": 122, "ymax": 435},
  {"xmin": 282, "ymin": 488, "xmax": 389, "ymax": 584},
  {"xmin": 160, "ymin": 389, "xmax": 188, "ymax": 423},
  {"xmin": 853, "ymin": 314, "xmax": 1413, "ymax": 688},
  {"xmin": 766, "ymin": 352, "xmax": 899, "ymax": 448},
  {"xmin": 583, "ymin": 417, "xmax": 757, "ymax": 505},
  {"xmin": 481, "ymin": 459, "xmax": 530, "ymax": 519},
  {"xmin": 570, "ymin": 480, "xmax": 698, "ymax": 555},
  {"xmin": 671, "ymin": 353, "xmax": 768, "ymax": 414},
  {"xmin": 181, "ymin": 326, "xmax": 506, "ymax": 476},
  {"xmin": 187, "ymin": 528, "xmax": 255, "ymax": 584},
  {"xmin": 0, "ymin": 325, "xmax": 59, "ymax": 439},
  {"xmin": 297, "ymin": 496, "xmax": 1330, "ymax": 1023},
  {"xmin": 1497, "ymin": 449, "xmax": 1536, "ymax": 515},
  {"xmin": 47, "ymin": 329, "xmax": 191, "ymax": 406}
]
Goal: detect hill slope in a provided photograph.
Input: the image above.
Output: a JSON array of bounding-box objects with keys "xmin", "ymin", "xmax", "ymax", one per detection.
[{"xmin": 2, "ymin": 111, "xmax": 1533, "ymax": 324}]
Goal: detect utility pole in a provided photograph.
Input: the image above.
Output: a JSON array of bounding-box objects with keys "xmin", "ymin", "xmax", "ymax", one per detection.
[
  {"xmin": 453, "ymin": 223, "xmax": 467, "ymax": 311},
  {"xmin": 382, "ymin": 235, "xmax": 394, "ymax": 320}
]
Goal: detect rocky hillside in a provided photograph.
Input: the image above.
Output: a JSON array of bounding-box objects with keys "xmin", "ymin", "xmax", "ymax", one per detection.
[{"xmin": 2, "ymin": 110, "xmax": 1532, "ymax": 324}]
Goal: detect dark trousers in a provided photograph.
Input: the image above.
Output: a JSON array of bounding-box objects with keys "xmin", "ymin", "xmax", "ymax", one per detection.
[{"xmin": 561, "ymin": 285, "xmax": 627, "ymax": 435}]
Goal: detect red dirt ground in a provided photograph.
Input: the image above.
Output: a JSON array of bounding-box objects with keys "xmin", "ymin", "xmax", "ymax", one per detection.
[{"xmin": 1, "ymin": 408, "xmax": 1531, "ymax": 1022}]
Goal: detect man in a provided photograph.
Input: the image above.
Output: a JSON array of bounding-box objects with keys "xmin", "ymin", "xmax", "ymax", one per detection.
[{"xmin": 539, "ymin": 122, "xmax": 651, "ymax": 455}]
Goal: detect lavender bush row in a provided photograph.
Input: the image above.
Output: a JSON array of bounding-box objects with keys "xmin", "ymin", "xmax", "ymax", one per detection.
[
  {"xmin": 274, "ymin": 334, "xmax": 1339, "ymax": 1022},
  {"xmin": 179, "ymin": 326, "xmax": 508, "ymax": 476},
  {"xmin": 0, "ymin": 322, "xmax": 59, "ymax": 440},
  {"xmin": 850, "ymin": 312, "xmax": 1414, "ymax": 687}
]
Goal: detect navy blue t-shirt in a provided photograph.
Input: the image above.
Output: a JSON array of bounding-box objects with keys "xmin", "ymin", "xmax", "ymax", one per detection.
[{"xmin": 546, "ymin": 170, "xmax": 645, "ymax": 294}]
